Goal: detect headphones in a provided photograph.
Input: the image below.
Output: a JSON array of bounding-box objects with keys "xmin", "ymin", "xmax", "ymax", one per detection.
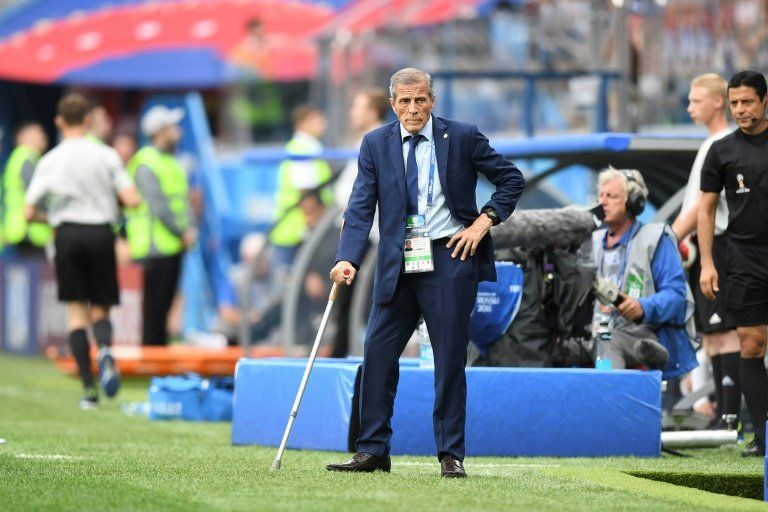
[{"xmin": 622, "ymin": 170, "xmax": 647, "ymax": 217}]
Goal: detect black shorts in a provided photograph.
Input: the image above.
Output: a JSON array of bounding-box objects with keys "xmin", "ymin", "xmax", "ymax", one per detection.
[
  {"xmin": 726, "ymin": 241, "xmax": 768, "ymax": 327},
  {"xmin": 54, "ymin": 223, "xmax": 120, "ymax": 306},
  {"xmin": 689, "ymin": 235, "xmax": 735, "ymax": 333}
]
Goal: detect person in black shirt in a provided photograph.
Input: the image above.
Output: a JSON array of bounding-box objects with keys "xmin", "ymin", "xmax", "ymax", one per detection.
[{"xmin": 699, "ymin": 70, "xmax": 768, "ymax": 457}]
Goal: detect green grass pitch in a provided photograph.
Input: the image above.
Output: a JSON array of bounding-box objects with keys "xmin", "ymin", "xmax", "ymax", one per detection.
[{"xmin": 1, "ymin": 353, "xmax": 766, "ymax": 511}]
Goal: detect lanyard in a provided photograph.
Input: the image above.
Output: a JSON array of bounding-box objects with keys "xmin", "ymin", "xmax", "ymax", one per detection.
[
  {"xmin": 598, "ymin": 222, "xmax": 638, "ymax": 288},
  {"xmin": 424, "ymin": 141, "xmax": 436, "ymax": 214}
]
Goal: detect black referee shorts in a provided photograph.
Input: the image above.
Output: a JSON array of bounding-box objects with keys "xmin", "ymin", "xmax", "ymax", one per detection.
[
  {"xmin": 689, "ymin": 235, "xmax": 735, "ymax": 333},
  {"xmin": 54, "ymin": 223, "xmax": 120, "ymax": 306},
  {"xmin": 726, "ymin": 241, "xmax": 768, "ymax": 327}
]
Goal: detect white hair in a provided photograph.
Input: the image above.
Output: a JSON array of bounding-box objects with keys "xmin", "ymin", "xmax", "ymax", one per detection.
[
  {"xmin": 597, "ymin": 166, "xmax": 648, "ymax": 200},
  {"xmin": 389, "ymin": 68, "xmax": 435, "ymax": 99}
]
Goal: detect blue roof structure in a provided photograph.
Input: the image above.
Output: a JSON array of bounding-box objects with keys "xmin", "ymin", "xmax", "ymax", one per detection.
[
  {"xmin": 492, "ymin": 133, "xmax": 634, "ymax": 156},
  {"xmin": 61, "ymin": 48, "xmax": 228, "ymax": 89},
  {"xmin": 242, "ymin": 132, "xmax": 705, "ymax": 163}
]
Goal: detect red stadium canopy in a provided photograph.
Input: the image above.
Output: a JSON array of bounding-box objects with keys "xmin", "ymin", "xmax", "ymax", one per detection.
[
  {"xmin": 323, "ymin": 0, "xmax": 481, "ymax": 35},
  {"xmin": 0, "ymin": 0, "xmax": 332, "ymax": 86},
  {"xmin": 0, "ymin": 0, "xmax": 488, "ymax": 88}
]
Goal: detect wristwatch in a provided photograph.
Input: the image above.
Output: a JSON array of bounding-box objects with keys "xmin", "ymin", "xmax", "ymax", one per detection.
[{"xmin": 481, "ymin": 207, "xmax": 501, "ymax": 226}]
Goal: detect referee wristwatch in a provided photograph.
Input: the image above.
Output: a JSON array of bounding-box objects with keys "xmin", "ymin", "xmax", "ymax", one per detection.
[{"xmin": 481, "ymin": 207, "xmax": 501, "ymax": 226}]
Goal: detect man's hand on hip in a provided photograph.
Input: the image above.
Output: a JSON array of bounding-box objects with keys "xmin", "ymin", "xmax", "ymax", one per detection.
[
  {"xmin": 446, "ymin": 214, "xmax": 494, "ymax": 260},
  {"xmin": 699, "ymin": 261, "xmax": 719, "ymax": 300},
  {"xmin": 330, "ymin": 261, "xmax": 356, "ymax": 285}
]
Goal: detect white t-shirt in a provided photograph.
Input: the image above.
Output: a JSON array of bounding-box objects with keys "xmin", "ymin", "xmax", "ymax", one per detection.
[
  {"xmin": 680, "ymin": 127, "xmax": 732, "ymax": 236},
  {"xmin": 334, "ymin": 129, "xmax": 383, "ymax": 242},
  {"xmin": 26, "ymin": 137, "xmax": 133, "ymax": 227}
]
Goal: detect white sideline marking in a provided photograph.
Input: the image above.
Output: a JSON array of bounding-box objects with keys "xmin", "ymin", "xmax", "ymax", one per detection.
[
  {"xmin": 397, "ymin": 462, "xmax": 561, "ymax": 468},
  {"xmin": 14, "ymin": 453, "xmax": 84, "ymax": 461}
]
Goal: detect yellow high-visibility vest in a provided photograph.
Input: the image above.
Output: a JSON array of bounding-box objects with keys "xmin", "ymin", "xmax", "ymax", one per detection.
[
  {"xmin": 3, "ymin": 145, "xmax": 52, "ymax": 247},
  {"xmin": 125, "ymin": 146, "xmax": 189, "ymax": 259},
  {"xmin": 269, "ymin": 136, "xmax": 332, "ymax": 247}
]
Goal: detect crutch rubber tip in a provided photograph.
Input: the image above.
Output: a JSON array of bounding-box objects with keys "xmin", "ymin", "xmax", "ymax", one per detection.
[{"xmin": 270, "ymin": 459, "xmax": 281, "ymax": 471}]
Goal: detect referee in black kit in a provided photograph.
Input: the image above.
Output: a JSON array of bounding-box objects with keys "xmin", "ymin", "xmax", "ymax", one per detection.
[
  {"xmin": 24, "ymin": 94, "xmax": 141, "ymax": 409},
  {"xmin": 699, "ymin": 70, "xmax": 768, "ymax": 457}
]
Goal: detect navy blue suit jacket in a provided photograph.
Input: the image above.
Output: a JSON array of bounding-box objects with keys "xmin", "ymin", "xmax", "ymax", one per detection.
[{"xmin": 336, "ymin": 116, "xmax": 525, "ymax": 304}]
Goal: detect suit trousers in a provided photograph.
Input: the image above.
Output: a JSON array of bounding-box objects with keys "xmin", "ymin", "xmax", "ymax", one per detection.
[
  {"xmin": 142, "ymin": 253, "xmax": 182, "ymax": 346},
  {"xmin": 356, "ymin": 243, "xmax": 478, "ymax": 461}
]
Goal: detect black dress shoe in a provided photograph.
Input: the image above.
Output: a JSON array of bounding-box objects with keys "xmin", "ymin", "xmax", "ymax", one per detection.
[
  {"xmin": 741, "ymin": 439, "xmax": 765, "ymax": 458},
  {"xmin": 326, "ymin": 452, "xmax": 391, "ymax": 472},
  {"xmin": 440, "ymin": 455, "xmax": 466, "ymax": 478}
]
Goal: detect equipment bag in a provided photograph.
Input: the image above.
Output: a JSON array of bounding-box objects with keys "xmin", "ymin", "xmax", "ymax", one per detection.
[
  {"xmin": 149, "ymin": 373, "xmax": 234, "ymax": 422},
  {"xmin": 202, "ymin": 376, "xmax": 235, "ymax": 422},
  {"xmin": 469, "ymin": 261, "xmax": 524, "ymax": 356}
]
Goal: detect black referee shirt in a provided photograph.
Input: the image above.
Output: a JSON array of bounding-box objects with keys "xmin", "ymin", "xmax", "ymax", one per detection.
[{"xmin": 701, "ymin": 127, "xmax": 768, "ymax": 244}]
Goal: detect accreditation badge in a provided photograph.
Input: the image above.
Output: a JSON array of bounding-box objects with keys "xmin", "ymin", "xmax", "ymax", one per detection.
[
  {"xmin": 404, "ymin": 214, "xmax": 434, "ymax": 273},
  {"xmin": 625, "ymin": 270, "xmax": 644, "ymax": 299}
]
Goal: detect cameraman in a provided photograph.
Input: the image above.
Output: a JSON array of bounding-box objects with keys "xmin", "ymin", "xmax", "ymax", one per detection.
[{"xmin": 591, "ymin": 168, "xmax": 697, "ymax": 377}]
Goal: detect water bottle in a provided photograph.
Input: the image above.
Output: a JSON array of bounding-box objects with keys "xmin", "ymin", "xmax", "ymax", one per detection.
[
  {"xmin": 418, "ymin": 321, "xmax": 434, "ymax": 369},
  {"xmin": 595, "ymin": 314, "xmax": 613, "ymax": 371}
]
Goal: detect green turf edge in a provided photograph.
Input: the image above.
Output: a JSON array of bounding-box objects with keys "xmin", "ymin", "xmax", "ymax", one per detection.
[
  {"xmin": 627, "ymin": 470, "xmax": 764, "ymax": 500},
  {"xmin": 4, "ymin": 355, "xmax": 768, "ymax": 512},
  {"xmin": 542, "ymin": 467, "xmax": 768, "ymax": 511}
]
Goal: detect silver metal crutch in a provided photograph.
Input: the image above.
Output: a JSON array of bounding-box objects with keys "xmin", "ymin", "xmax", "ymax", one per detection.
[{"xmin": 270, "ymin": 274, "xmax": 347, "ymax": 470}]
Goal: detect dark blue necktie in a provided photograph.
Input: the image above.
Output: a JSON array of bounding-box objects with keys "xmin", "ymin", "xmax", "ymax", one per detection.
[{"xmin": 405, "ymin": 134, "xmax": 424, "ymax": 215}]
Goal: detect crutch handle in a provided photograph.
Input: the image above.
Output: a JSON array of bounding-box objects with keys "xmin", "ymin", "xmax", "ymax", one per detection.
[{"xmin": 329, "ymin": 268, "xmax": 351, "ymax": 301}]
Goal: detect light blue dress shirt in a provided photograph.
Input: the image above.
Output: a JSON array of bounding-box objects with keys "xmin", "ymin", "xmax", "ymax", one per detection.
[{"xmin": 399, "ymin": 116, "xmax": 464, "ymax": 240}]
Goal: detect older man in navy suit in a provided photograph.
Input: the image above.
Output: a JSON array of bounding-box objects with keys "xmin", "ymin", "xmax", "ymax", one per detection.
[{"xmin": 327, "ymin": 68, "xmax": 525, "ymax": 477}]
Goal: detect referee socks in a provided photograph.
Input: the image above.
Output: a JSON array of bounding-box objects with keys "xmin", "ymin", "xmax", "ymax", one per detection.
[
  {"xmin": 93, "ymin": 319, "xmax": 113, "ymax": 348},
  {"xmin": 69, "ymin": 329, "xmax": 94, "ymax": 389},
  {"xmin": 740, "ymin": 356, "xmax": 767, "ymax": 445},
  {"xmin": 711, "ymin": 354, "xmax": 725, "ymax": 421},
  {"xmin": 720, "ymin": 352, "xmax": 742, "ymax": 419}
]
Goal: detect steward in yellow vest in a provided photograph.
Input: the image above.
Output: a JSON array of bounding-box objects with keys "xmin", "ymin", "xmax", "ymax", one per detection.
[
  {"xmin": 2, "ymin": 122, "xmax": 50, "ymax": 254},
  {"xmin": 126, "ymin": 105, "xmax": 196, "ymax": 346},
  {"xmin": 126, "ymin": 145, "xmax": 191, "ymax": 259},
  {"xmin": 269, "ymin": 105, "xmax": 334, "ymax": 258}
]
